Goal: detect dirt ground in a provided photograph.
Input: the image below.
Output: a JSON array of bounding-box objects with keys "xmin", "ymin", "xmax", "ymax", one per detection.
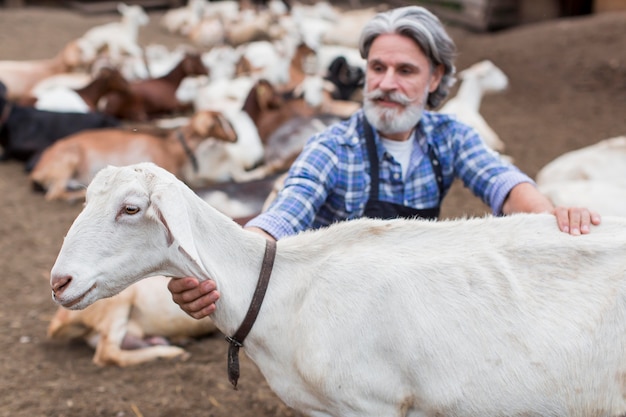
[{"xmin": 0, "ymin": 3, "xmax": 625, "ymax": 417}]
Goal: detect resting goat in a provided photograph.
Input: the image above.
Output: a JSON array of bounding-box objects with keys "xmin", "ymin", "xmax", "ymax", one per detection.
[
  {"xmin": 48, "ymin": 275, "xmax": 217, "ymax": 367},
  {"xmin": 0, "ymin": 40, "xmax": 89, "ymax": 101},
  {"xmin": 536, "ymin": 135, "xmax": 626, "ymax": 185},
  {"xmin": 50, "ymin": 162, "xmax": 626, "ymax": 417},
  {"xmin": 102, "ymin": 52, "xmax": 208, "ymax": 121},
  {"xmin": 29, "ymin": 113, "xmax": 212, "ymax": 202}
]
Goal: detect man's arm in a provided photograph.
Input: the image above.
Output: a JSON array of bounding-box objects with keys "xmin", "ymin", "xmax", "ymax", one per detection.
[{"xmin": 502, "ymin": 182, "xmax": 601, "ymax": 235}]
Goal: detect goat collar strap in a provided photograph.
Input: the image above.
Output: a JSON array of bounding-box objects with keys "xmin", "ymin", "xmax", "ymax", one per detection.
[
  {"xmin": 176, "ymin": 129, "xmax": 199, "ymax": 172},
  {"xmin": 0, "ymin": 101, "xmax": 12, "ymax": 130},
  {"xmin": 225, "ymin": 238, "xmax": 277, "ymax": 390}
]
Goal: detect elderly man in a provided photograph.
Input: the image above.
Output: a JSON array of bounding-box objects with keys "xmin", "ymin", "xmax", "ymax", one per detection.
[{"xmin": 169, "ymin": 6, "xmax": 601, "ymax": 318}]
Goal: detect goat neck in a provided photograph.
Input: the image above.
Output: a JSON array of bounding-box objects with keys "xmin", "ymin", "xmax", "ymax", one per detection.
[
  {"xmin": 75, "ymin": 70, "xmax": 129, "ymax": 110},
  {"xmin": 159, "ymin": 55, "xmax": 206, "ymax": 88},
  {"xmin": 454, "ymin": 74, "xmax": 484, "ymax": 112}
]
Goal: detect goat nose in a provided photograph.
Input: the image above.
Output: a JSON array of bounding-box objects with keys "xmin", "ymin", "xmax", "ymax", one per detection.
[{"xmin": 51, "ymin": 275, "xmax": 72, "ymax": 297}]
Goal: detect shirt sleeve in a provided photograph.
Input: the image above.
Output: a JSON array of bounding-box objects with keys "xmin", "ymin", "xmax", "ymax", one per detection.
[
  {"xmin": 245, "ymin": 134, "xmax": 340, "ymax": 239},
  {"xmin": 449, "ymin": 122, "xmax": 535, "ymax": 215}
]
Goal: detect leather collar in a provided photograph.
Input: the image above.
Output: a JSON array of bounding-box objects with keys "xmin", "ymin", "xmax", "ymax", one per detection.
[
  {"xmin": 0, "ymin": 100, "xmax": 12, "ymax": 131},
  {"xmin": 176, "ymin": 128, "xmax": 199, "ymax": 172},
  {"xmin": 225, "ymin": 238, "xmax": 277, "ymax": 389}
]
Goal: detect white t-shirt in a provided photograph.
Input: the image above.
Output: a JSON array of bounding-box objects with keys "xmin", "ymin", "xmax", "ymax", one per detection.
[{"xmin": 381, "ymin": 135, "xmax": 415, "ymax": 180}]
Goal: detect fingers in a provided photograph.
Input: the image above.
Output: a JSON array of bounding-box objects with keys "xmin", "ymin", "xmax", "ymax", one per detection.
[
  {"xmin": 553, "ymin": 206, "xmax": 601, "ymax": 235},
  {"xmin": 168, "ymin": 277, "xmax": 220, "ymax": 320}
]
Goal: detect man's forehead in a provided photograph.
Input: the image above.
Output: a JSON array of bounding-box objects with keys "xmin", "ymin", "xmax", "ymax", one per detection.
[{"xmin": 367, "ymin": 35, "xmax": 427, "ymax": 67}]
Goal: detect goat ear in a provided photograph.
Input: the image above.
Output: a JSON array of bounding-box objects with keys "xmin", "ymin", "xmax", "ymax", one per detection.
[
  {"xmin": 148, "ymin": 184, "xmax": 203, "ymax": 269},
  {"xmin": 216, "ymin": 114, "xmax": 238, "ymax": 143},
  {"xmin": 256, "ymin": 82, "xmax": 273, "ymax": 111}
]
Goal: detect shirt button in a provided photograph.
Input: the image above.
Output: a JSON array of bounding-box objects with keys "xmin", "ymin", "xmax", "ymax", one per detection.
[
  {"xmin": 393, "ymin": 173, "xmax": 400, "ymax": 180},
  {"xmin": 352, "ymin": 137, "xmax": 359, "ymax": 144}
]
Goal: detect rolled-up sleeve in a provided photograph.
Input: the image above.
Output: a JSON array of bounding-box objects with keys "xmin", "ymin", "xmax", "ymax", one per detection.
[{"xmin": 246, "ymin": 136, "xmax": 341, "ymax": 239}]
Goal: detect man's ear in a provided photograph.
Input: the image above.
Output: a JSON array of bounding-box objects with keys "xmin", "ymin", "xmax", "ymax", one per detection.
[{"xmin": 429, "ymin": 64, "xmax": 445, "ymax": 93}]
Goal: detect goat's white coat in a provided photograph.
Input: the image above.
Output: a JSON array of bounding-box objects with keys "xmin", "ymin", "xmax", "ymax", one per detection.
[
  {"xmin": 28, "ymin": 73, "xmax": 92, "ymax": 98},
  {"xmin": 538, "ymin": 179, "xmax": 626, "ymax": 216},
  {"xmin": 78, "ymin": 3, "xmax": 149, "ymax": 62},
  {"xmin": 439, "ymin": 60, "xmax": 508, "ymax": 152},
  {"xmin": 160, "ymin": 0, "xmax": 205, "ymax": 35},
  {"xmin": 182, "ymin": 109, "xmax": 264, "ymax": 185},
  {"xmin": 51, "ymin": 163, "xmax": 626, "ymax": 417},
  {"xmin": 34, "ymin": 87, "xmax": 91, "ymax": 113},
  {"xmin": 193, "ymin": 76, "xmax": 255, "ymax": 113},
  {"xmin": 536, "ymin": 135, "xmax": 626, "ymax": 185}
]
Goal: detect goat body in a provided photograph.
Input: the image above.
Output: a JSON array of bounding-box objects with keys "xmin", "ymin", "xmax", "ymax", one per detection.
[
  {"xmin": 439, "ymin": 60, "xmax": 508, "ymax": 153},
  {"xmin": 78, "ymin": 3, "xmax": 149, "ymax": 62},
  {"xmin": 103, "ymin": 53, "xmax": 208, "ymax": 121},
  {"xmin": 538, "ymin": 179, "xmax": 626, "ymax": 216},
  {"xmin": 35, "ymin": 67, "xmax": 130, "ymax": 113},
  {"xmin": 536, "ymin": 135, "xmax": 626, "ymax": 185},
  {"xmin": 50, "ymin": 162, "xmax": 626, "ymax": 417},
  {"xmin": 181, "ymin": 108, "xmax": 264, "ymax": 186},
  {"xmin": 48, "ymin": 275, "xmax": 217, "ymax": 367},
  {"xmin": 0, "ymin": 40, "xmax": 87, "ymax": 100},
  {"xmin": 29, "ymin": 126, "xmax": 206, "ymax": 202}
]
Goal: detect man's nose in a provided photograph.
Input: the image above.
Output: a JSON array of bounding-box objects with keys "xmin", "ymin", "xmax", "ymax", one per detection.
[{"xmin": 378, "ymin": 69, "xmax": 398, "ymax": 90}]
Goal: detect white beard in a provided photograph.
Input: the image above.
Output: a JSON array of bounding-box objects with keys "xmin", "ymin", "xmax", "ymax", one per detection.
[{"xmin": 363, "ymin": 86, "xmax": 428, "ymax": 135}]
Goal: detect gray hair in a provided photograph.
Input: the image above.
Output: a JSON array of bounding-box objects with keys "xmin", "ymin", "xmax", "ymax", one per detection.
[{"xmin": 358, "ymin": 6, "xmax": 457, "ymax": 108}]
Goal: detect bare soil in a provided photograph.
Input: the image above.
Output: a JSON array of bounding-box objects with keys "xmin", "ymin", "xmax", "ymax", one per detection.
[{"xmin": 0, "ymin": 4, "xmax": 625, "ymax": 417}]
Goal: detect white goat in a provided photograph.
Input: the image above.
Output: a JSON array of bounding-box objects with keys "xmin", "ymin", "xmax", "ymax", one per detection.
[
  {"xmin": 48, "ymin": 275, "xmax": 217, "ymax": 367},
  {"xmin": 439, "ymin": 60, "xmax": 509, "ymax": 152},
  {"xmin": 538, "ymin": 179, "xmax": 626, "ymax": 217},
  {"xmin": 160, "ymin": 0, "xmax": 206, "ymax": 36},
  {"xmin": 50, "ymin": 162, "xmax": 626, "ymax": 417},
  {"xmin": 77, "ymin": 3, "xmax": 149, "ymax": 63},
  {"xmin": 536, "ymin": 135, "xmax": 626, "ymax": 185},
  {"xmin": 181, "ymin": 108, "xmax": 264, "ymax": 186}
]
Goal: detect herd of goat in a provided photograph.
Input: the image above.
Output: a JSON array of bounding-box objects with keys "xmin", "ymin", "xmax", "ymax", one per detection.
[{"xmin": 1, "ymin": 1, "xmax": 625, "ymax": 416}]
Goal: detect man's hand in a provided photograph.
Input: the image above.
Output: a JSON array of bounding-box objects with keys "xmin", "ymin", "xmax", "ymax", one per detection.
[
  {"xmin": 167, "ymin": 226, "xmax": 275, "ymax": 319},
  {"xmin": 168, "ymin": 277, "xmax": 220, "ymax": 320},
  {"xmin": 552, "ymin": 206, "xmax": 601, "ymax": 235},
  {"xmin": 503, "ymin": 182, "xmax": 601, "ymax": 235}
]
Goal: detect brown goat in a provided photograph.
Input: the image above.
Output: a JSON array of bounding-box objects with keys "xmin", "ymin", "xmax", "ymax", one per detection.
[
  {"xmin": 75, "ymin": 67, "xmax": 130, "ymax": 111},
  {"xmin": 24, "ymin": 66, "xmax": 131, "ymax": 111},
  {"xmin": 102, "ymin": 52, "xmax": 208, "ymax": 121},
  {"xmin": 29, "ymin": 115, "xmax": 211, "ymax": 203}
]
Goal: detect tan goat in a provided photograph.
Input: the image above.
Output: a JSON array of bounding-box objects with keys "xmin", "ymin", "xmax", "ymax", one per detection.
[
  {"xmin": 47, "ymin": 275, "xmax": 217, "ymax": 367},
  {"xmin": 29, "ymin": 112, "xmax": 224, "ymax": 202},
  {"xmin": 0, "ymin": 40, "xmax": 88, "ymax": 101}
]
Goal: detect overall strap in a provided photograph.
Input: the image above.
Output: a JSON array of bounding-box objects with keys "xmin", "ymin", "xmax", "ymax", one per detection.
[{"xmin": 363, "ymin": 117, "xmax": 444, "ymax": 202}]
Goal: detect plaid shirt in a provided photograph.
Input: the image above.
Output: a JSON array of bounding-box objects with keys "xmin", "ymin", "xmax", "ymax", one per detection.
[{"xmin": 247, "ymin": 109, "xmax": 533, "ymax": 239}]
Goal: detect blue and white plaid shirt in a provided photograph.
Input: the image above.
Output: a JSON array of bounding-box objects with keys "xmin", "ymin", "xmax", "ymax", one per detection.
[{"xmin": 247, "ymin": 109, "xmax": 533, "ymax": 239}]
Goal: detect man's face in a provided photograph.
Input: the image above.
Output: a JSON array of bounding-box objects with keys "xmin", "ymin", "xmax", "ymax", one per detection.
[{"xmin": 363, "ymin": 33, "xmax": 443, "ymax": 140}]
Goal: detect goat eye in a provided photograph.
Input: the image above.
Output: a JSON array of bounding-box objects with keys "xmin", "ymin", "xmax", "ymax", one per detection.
[{"xmin": 124, "ymin": 205, "xmax": 140, "ymax": 215}]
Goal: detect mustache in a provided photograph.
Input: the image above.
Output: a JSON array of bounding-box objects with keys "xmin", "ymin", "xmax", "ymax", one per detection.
[{"xmin": 364, "ymin": 89, "xmax": 417, "ymax": 106}]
